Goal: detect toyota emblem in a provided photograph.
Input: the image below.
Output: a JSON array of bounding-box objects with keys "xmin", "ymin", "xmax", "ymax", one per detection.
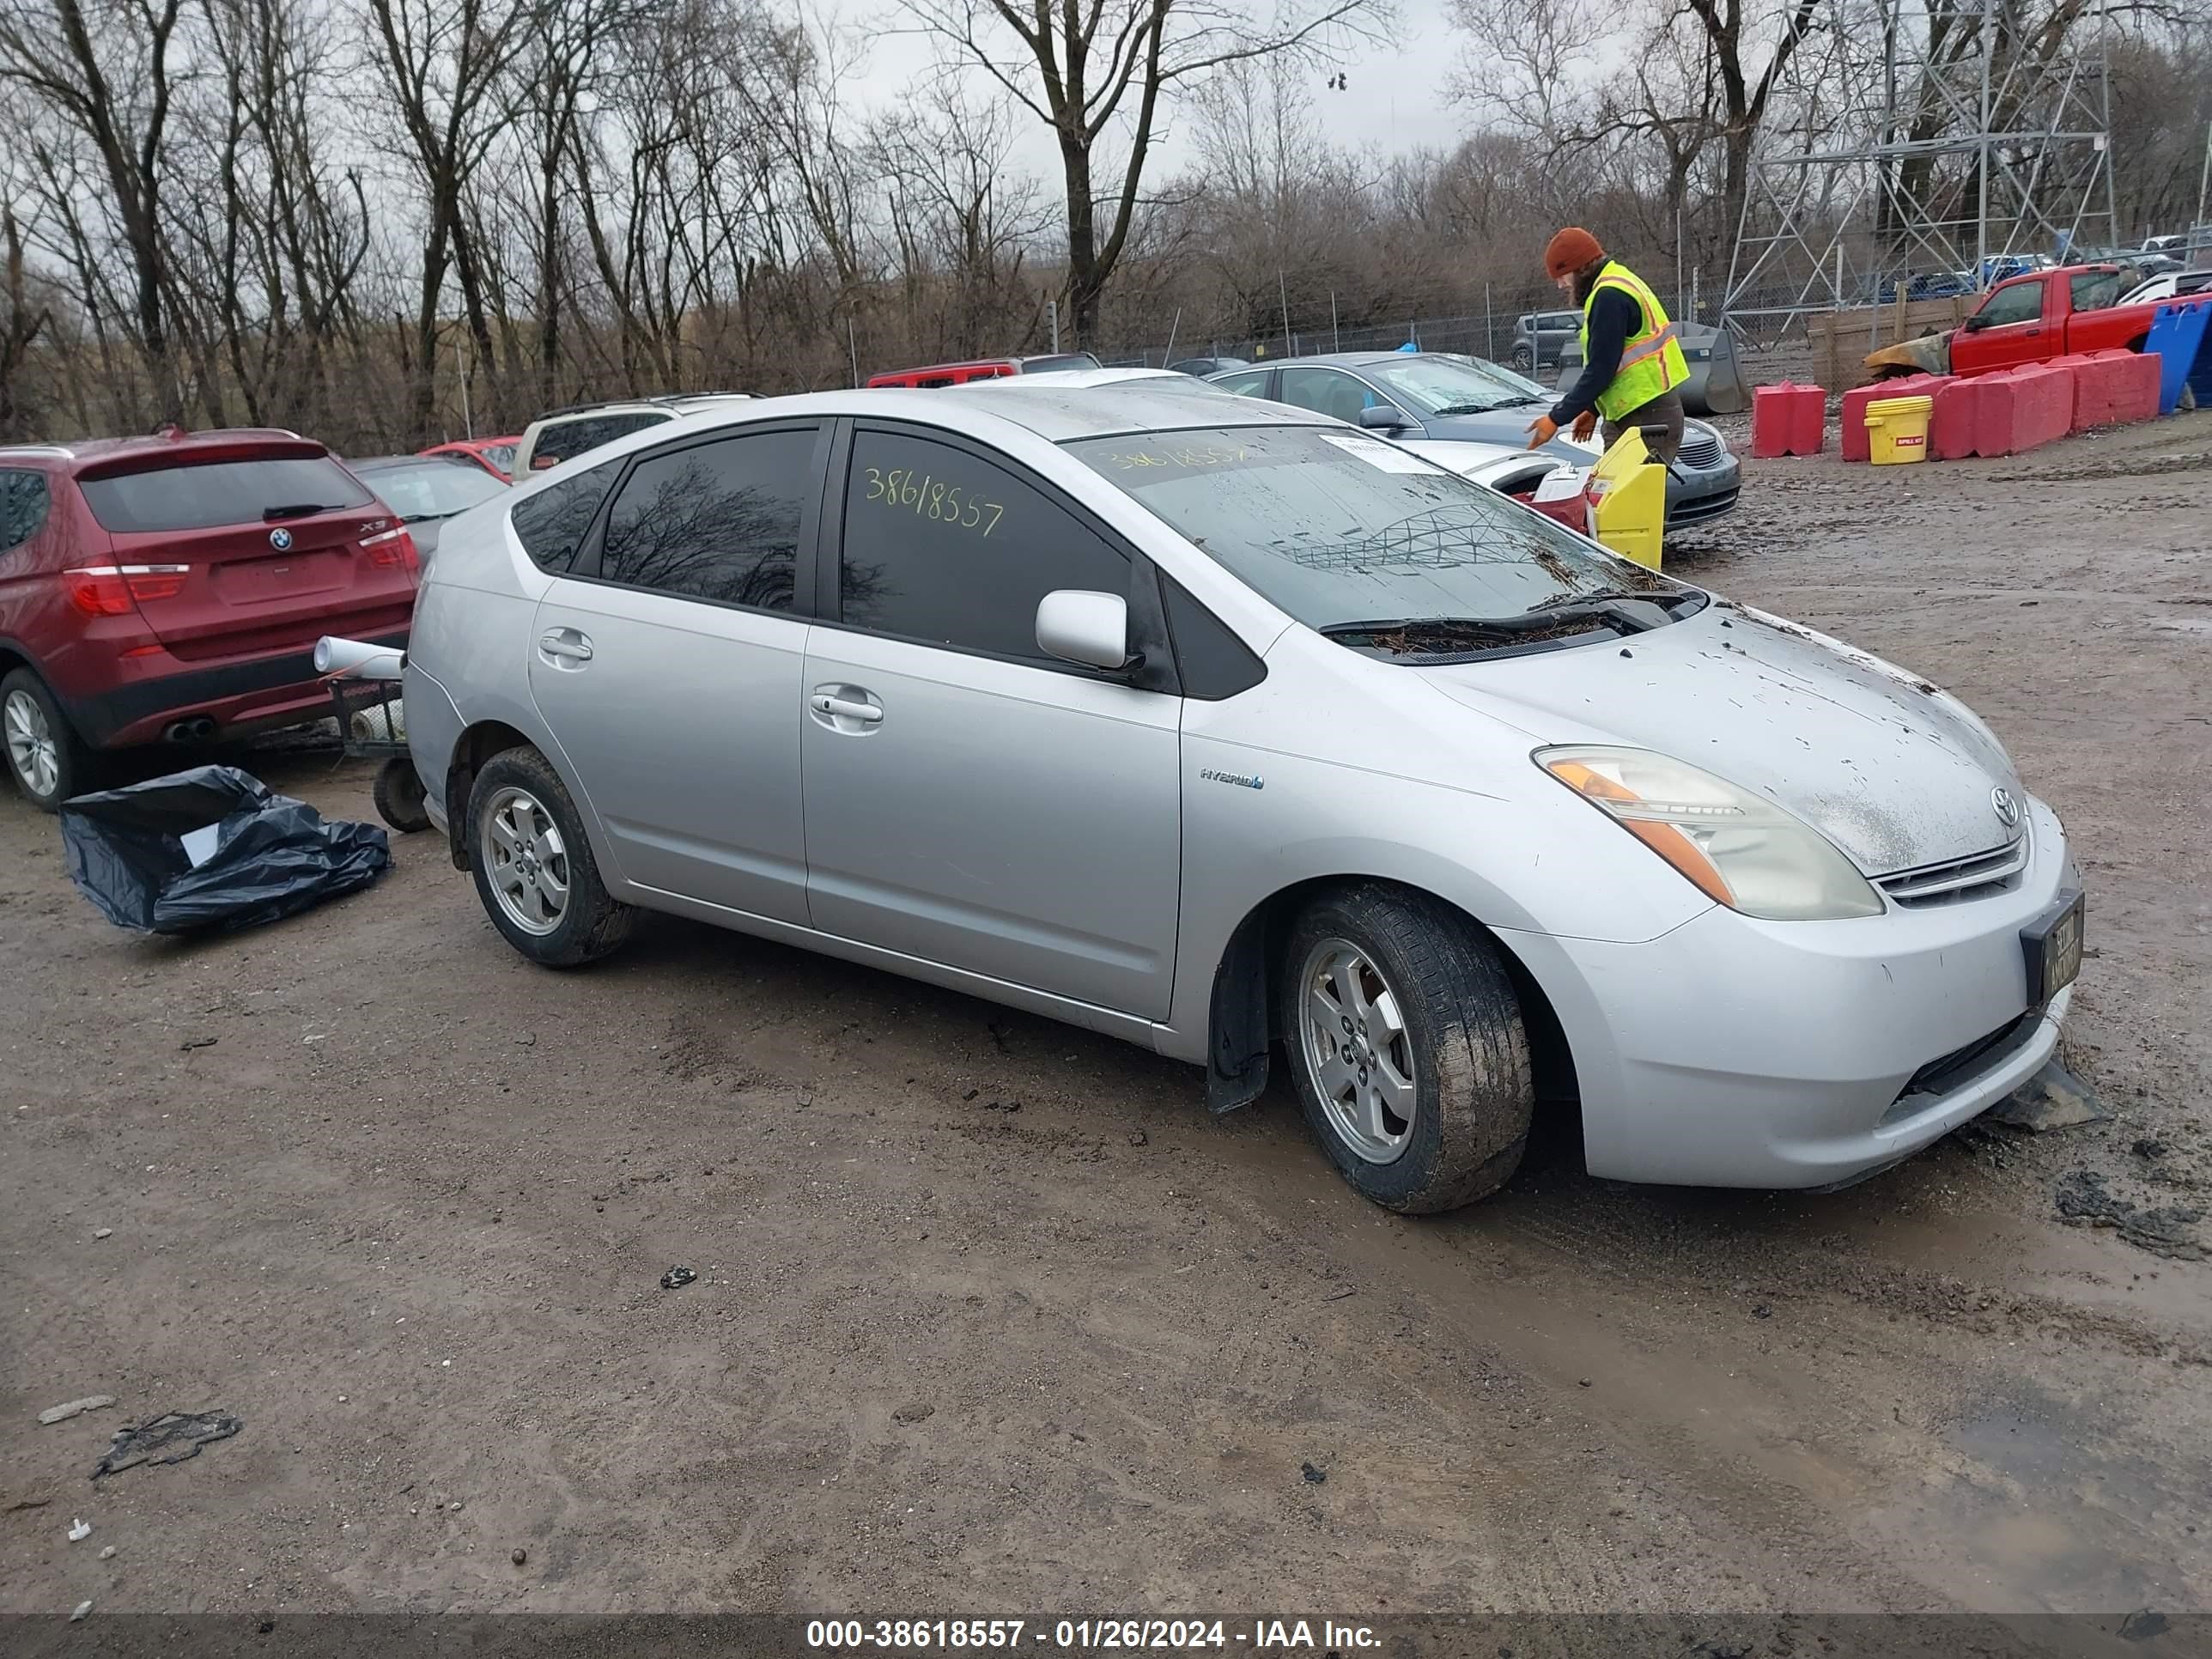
[
  {"xmin": 269, "ymin": 527, "xmax": 293, "ymax": 550},
  {"xmin": 1991, "ymin": 787, "xmax": 2021, "ymax": 830}
]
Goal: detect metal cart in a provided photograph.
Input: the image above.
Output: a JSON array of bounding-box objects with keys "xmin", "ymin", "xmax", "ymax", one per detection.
[{"xmin": 328, "ymin": 677, "xmax": 430, "ymax": 833}]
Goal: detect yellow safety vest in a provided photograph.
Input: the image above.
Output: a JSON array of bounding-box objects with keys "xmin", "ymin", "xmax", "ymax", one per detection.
[{"xmin": 1578, "ymin": 260, "xmax": 1689, "ymax": 422}]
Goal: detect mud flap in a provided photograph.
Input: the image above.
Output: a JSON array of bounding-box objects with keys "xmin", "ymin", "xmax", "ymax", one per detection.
[{"xmin": 1206, "ymin": 913, "xmax": 1270, "ymax": 1114}]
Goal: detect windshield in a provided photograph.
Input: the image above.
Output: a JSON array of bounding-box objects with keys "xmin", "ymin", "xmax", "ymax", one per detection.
[
  {"xmin": 1431, "ymin": 353, "xmax": 1555, "ymax": 400},
  {"xmin": 357, "ymin": 460, "xmax": 507, "ymax": 520},
  {"xmin": 1066, "ymin": 424, "xmax": 1679, "ymax": 637},
  {"xmin": 1361, "ymin": 356, "xmax": 1548, "ymax": 416}
]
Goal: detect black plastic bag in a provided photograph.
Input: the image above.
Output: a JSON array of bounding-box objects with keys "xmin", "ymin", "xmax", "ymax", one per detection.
[{"xmin": 60, "ymin": 765, "xmax": 391, "ymax": 935}]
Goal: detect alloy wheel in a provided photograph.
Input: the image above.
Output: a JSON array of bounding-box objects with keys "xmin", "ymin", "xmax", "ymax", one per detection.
[
  {"xmin": 483, "ymin": 786, "xmax": 570, "ymax": 936},
  {"xmin": 3, "ymin": 689, "xmax": 59, "ymax": 801},
  {"xmin": 1296, "ymin": 938, "xmax": 1418, "ymax": 1164}
]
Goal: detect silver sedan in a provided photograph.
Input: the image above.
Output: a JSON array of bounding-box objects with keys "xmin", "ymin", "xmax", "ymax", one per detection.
[{"xmin": 391, "ymin": 384, "xmax": 2079, "ymax": 1210}]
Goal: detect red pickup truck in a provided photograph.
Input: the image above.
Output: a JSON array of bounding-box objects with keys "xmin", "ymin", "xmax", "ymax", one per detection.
[{"xmin": 1947, "ymin": 264, "xmax": 2205, "ymax": 376}]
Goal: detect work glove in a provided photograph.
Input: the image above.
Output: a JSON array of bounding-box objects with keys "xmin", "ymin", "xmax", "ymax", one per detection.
[
  {"xmin": 1524, "ymin": 414, "xmax": 1560, "ymax": 448},
  {"xmin": 1571, "ymin": 410, "xmax": 1598, "ymax": 442}
]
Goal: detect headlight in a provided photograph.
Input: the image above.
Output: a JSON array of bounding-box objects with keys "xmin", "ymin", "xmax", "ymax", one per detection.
[{"xmin": 1536, "ymin": 746, "xmax": 1884, "ymax": 921}]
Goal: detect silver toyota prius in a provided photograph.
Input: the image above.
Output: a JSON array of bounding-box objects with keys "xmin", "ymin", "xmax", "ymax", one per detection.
[{"xmin": 396, "ymin": 384, "xmax": 2081, "ymax": 1212}]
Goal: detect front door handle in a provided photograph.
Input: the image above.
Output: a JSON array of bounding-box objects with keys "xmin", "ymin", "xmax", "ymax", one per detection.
[
  {"xmin": 539, "ymin": 629, "xmax": 592, "ymax": 664},
  {"xmin": 810, "ymin": 691, "xmax": 883, "ymax": 724}
]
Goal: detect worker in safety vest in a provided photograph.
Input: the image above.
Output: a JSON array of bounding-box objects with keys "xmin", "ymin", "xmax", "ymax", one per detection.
[{"xmin": 1523, "ymin": 227, "xmax": 1690, "ymax": 464}]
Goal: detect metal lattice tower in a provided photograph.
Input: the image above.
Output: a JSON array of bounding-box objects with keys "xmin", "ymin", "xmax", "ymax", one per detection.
[{"xmin": 1723, "ymin": 0, "xmax": 2119, "ymax": 335}]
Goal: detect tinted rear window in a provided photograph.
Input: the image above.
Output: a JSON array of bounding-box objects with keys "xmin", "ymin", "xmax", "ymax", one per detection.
[
  {"xmin": 510, "ymin": 459, "xmax": 621, "ymax": 574},
  {"xmin": 80, "ymin": 456, "xmax": 374, "ymax": 533}
]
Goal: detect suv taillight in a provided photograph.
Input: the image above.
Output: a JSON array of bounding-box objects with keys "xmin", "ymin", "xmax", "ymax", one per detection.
[
  {"xmin": 361, "ymin": 526, "xmax": 421, "ymax": 580},
  {"xmin": 64, "ymin": 564, "xmax": 188, "ymax": 615}
]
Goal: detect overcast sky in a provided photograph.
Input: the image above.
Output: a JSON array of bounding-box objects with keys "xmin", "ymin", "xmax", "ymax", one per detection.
[{"xmin": 830, "ymin": 0, "xmax": 1471, "ymax": 185}]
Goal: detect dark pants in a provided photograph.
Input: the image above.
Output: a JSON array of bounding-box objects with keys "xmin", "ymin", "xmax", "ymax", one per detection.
[{"xmin": 1601, "ymin": 387, "xmax": 1686, "ymax": 464}]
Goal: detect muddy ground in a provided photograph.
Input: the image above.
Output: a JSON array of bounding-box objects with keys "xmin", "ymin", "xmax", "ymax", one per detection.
[{"xmin": 3, "ymin": 412, "xmax": 2209, "ymax": 1624}]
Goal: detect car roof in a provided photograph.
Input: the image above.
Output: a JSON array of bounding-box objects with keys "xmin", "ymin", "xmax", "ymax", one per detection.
[
  {"xmin": 1227, "ymin": 351, "xmax": 1467, "ymax": 370},
  {"xmin": 531, "ymin": 395, "xmax": 750, "ymax": 423},
  {"xmin": 959, "ymin": 367, "xmax": 1198, "ymax": 390},
  {"xmin": 0, "ymin": 428, "xmax": 316, "ymax": 471},
  {"xmin": 351, "ymin": 453, "xmax": 481, "ymax": 470},
  {"xmin": 577, "ymin": 386, "xmax": 1334, "ymax": 449}
]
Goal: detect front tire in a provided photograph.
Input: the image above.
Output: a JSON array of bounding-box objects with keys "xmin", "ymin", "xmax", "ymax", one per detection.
[
  {"xmin": 466, "ymin": 746, "xmax": 633, "ymax": 966},
  {"xmin": 3, "ymin": 669, "xmax": 94, "ymax": 811},
  {"xmin": 1279, "ymin": 884, "xmax": 1533, "ymax": 1212},
  {"xmin": 1510, "ymin": 347, "xmax": 1534, "ymax": 372}
]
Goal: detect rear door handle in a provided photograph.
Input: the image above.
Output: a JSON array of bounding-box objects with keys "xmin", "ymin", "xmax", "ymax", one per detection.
[
  {"xmin": 539, "ymin": 629, "xmax": 592, "ymax": 663},
  {"xmin": 811, "ymin": 692, "xmax": 883, "ymax": 724}
]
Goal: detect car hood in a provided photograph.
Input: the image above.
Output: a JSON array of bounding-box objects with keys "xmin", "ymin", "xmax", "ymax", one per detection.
[{"xmin": 1415, "ymin": 602, "xmax": 2024, "ymax": 876}]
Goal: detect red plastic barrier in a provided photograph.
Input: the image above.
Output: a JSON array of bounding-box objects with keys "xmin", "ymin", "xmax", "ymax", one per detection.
[
  {"xmin": 1843, "ymin": 374, "xmax": 1942, "ymax": 463},
  {"xmin": 2001, "ymin": 363, "xmax": 2074, "ymax": 453},
  {"xmin": 1972, "ymin": 374, "xmax": 2020, "ymax": 458},
  {"xmin": 1751, "ymin": 381, "xmax": 1826, "ymax": 457},
  {"xmin": 2050, "ymin": 352, "xmax": 2101, "ymax": 432},
  {"xmin": 1931, "ymin": 376, "xmax": 1982, "ymax": 460},
  {"xmin": 2069, "ymin": 349, "xmax": 2161, "ymax": 428}
]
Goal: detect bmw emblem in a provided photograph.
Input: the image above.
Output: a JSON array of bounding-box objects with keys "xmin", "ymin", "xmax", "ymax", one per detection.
[
  {"xmin": 1991, "ymin": 787, "xmax": 2021, "ymax": 830},
  {"xmin": 269, "ymin": 527, "xmax": 293, "ymax": 550}
]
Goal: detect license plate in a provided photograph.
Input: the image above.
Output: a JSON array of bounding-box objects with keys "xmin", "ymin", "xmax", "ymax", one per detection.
[{"xmin": 2021, "ymin": 891, "xmax": 2085, "ymax": 1005}]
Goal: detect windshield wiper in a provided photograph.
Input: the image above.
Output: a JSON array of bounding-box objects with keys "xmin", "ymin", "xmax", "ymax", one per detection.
[
  {"xmin": 1533, "ymin": 586, "xmax": 1694, "ymax": 614},
  {"xmin": 1322, "ymin": 596, "xmax": 1674, "ymax": 654},
  {"xmin": 261, "ymin": 502, "xmax": 343, "ymax": 521},
  {"xmin": 1426, "ymin": 401, "xmax": 1510, "ymax": 417}
]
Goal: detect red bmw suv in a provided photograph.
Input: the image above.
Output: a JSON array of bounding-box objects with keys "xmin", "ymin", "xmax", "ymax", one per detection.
[{"xmin": 0, "ymin": 428, "xmax": 418, "ymax": 809}]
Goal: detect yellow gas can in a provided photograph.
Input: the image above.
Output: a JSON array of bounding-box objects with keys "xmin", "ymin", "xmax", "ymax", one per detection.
[
  {"xmin": 1584, "ymin": 427, "xmax": 1668, "ymax": 570},
  {"xmin": 1864, "ymin": 394, "xmax": 1934, "ymax": 465}
]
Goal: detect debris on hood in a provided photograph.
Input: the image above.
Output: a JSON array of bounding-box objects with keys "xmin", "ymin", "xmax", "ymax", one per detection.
[{"xmin": 92, "ymin": 1410, "xmax": 244, "ymax": 1478}]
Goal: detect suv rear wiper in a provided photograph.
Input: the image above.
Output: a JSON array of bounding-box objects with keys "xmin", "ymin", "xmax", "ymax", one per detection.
[{"xmin": 262, "ymin": 502, "xmax": 344, "ymax": 521}]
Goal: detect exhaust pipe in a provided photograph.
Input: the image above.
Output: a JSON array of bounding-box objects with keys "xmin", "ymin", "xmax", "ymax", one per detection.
[{"xmin": 163, "ymin": 716, "xmax": 216, "ymax": 743}]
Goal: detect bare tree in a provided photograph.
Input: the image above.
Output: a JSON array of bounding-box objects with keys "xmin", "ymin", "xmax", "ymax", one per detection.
[
  {"xmin": 901, "ymin": 0, "xmax": 1395, "ymax": 343},
  {"xmin": 0, "ymin": 0, "xmax": 189, "ymax": 415},
  {"xmin": 360, "ymin": 0, "xmax": 538, "ymax": 432}
]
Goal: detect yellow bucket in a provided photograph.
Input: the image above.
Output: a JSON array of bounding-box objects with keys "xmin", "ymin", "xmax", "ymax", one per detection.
[
  {"xmin": 1585, "ymin": 427, "xmax": 1668, "ymax": 569},
  {"xmin": 1865, "ymin": 394, "xmax": 1933, "ymax": 465}
]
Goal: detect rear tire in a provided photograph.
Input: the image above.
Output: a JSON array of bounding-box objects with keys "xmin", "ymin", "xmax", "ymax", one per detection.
[
  {"xmin": 1279, "ymin": 884, "xmax": 1533, "ymax": 1212},
  {"xmin": 2, "ymin": 669, "xmax": 95, "ymax": 811},
  {"xmin": 466, "ymin": 746, "xmax": 633, "ymax": 967}
]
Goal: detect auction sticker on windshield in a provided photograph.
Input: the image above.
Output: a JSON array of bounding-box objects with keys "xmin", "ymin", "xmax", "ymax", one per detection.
[{"xmin": 1316, "ymin": 432, "xmax": 1440, "ymax": 474}]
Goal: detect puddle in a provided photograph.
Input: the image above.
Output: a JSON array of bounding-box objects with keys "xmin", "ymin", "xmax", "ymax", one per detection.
[{"xmin": 1867, "ymin": 1391, "xmax": 2207, "ymax": 1612}]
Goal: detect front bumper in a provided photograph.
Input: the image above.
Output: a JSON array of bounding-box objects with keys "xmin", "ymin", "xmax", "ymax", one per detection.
[
  {"xmin": 1664, "ymin": 453, "xmax": 1742, "ymax": 526},
  {"xmin": 1498, "ymin": 796, "xmax": 2075, "ymax": 1188}
]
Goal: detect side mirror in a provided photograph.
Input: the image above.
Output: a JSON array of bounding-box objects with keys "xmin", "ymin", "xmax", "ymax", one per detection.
[
  {"xmin": 1960, "ymin": 313, "xmax": 1990, "ymax": 332},
  {"xmin": 1358, "ymin": 404, "xmax": 1407, "ymax": 433},
  {"xmin": 1036, "ymin": 589, "xmax": 1133, "ymax": 672}
]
